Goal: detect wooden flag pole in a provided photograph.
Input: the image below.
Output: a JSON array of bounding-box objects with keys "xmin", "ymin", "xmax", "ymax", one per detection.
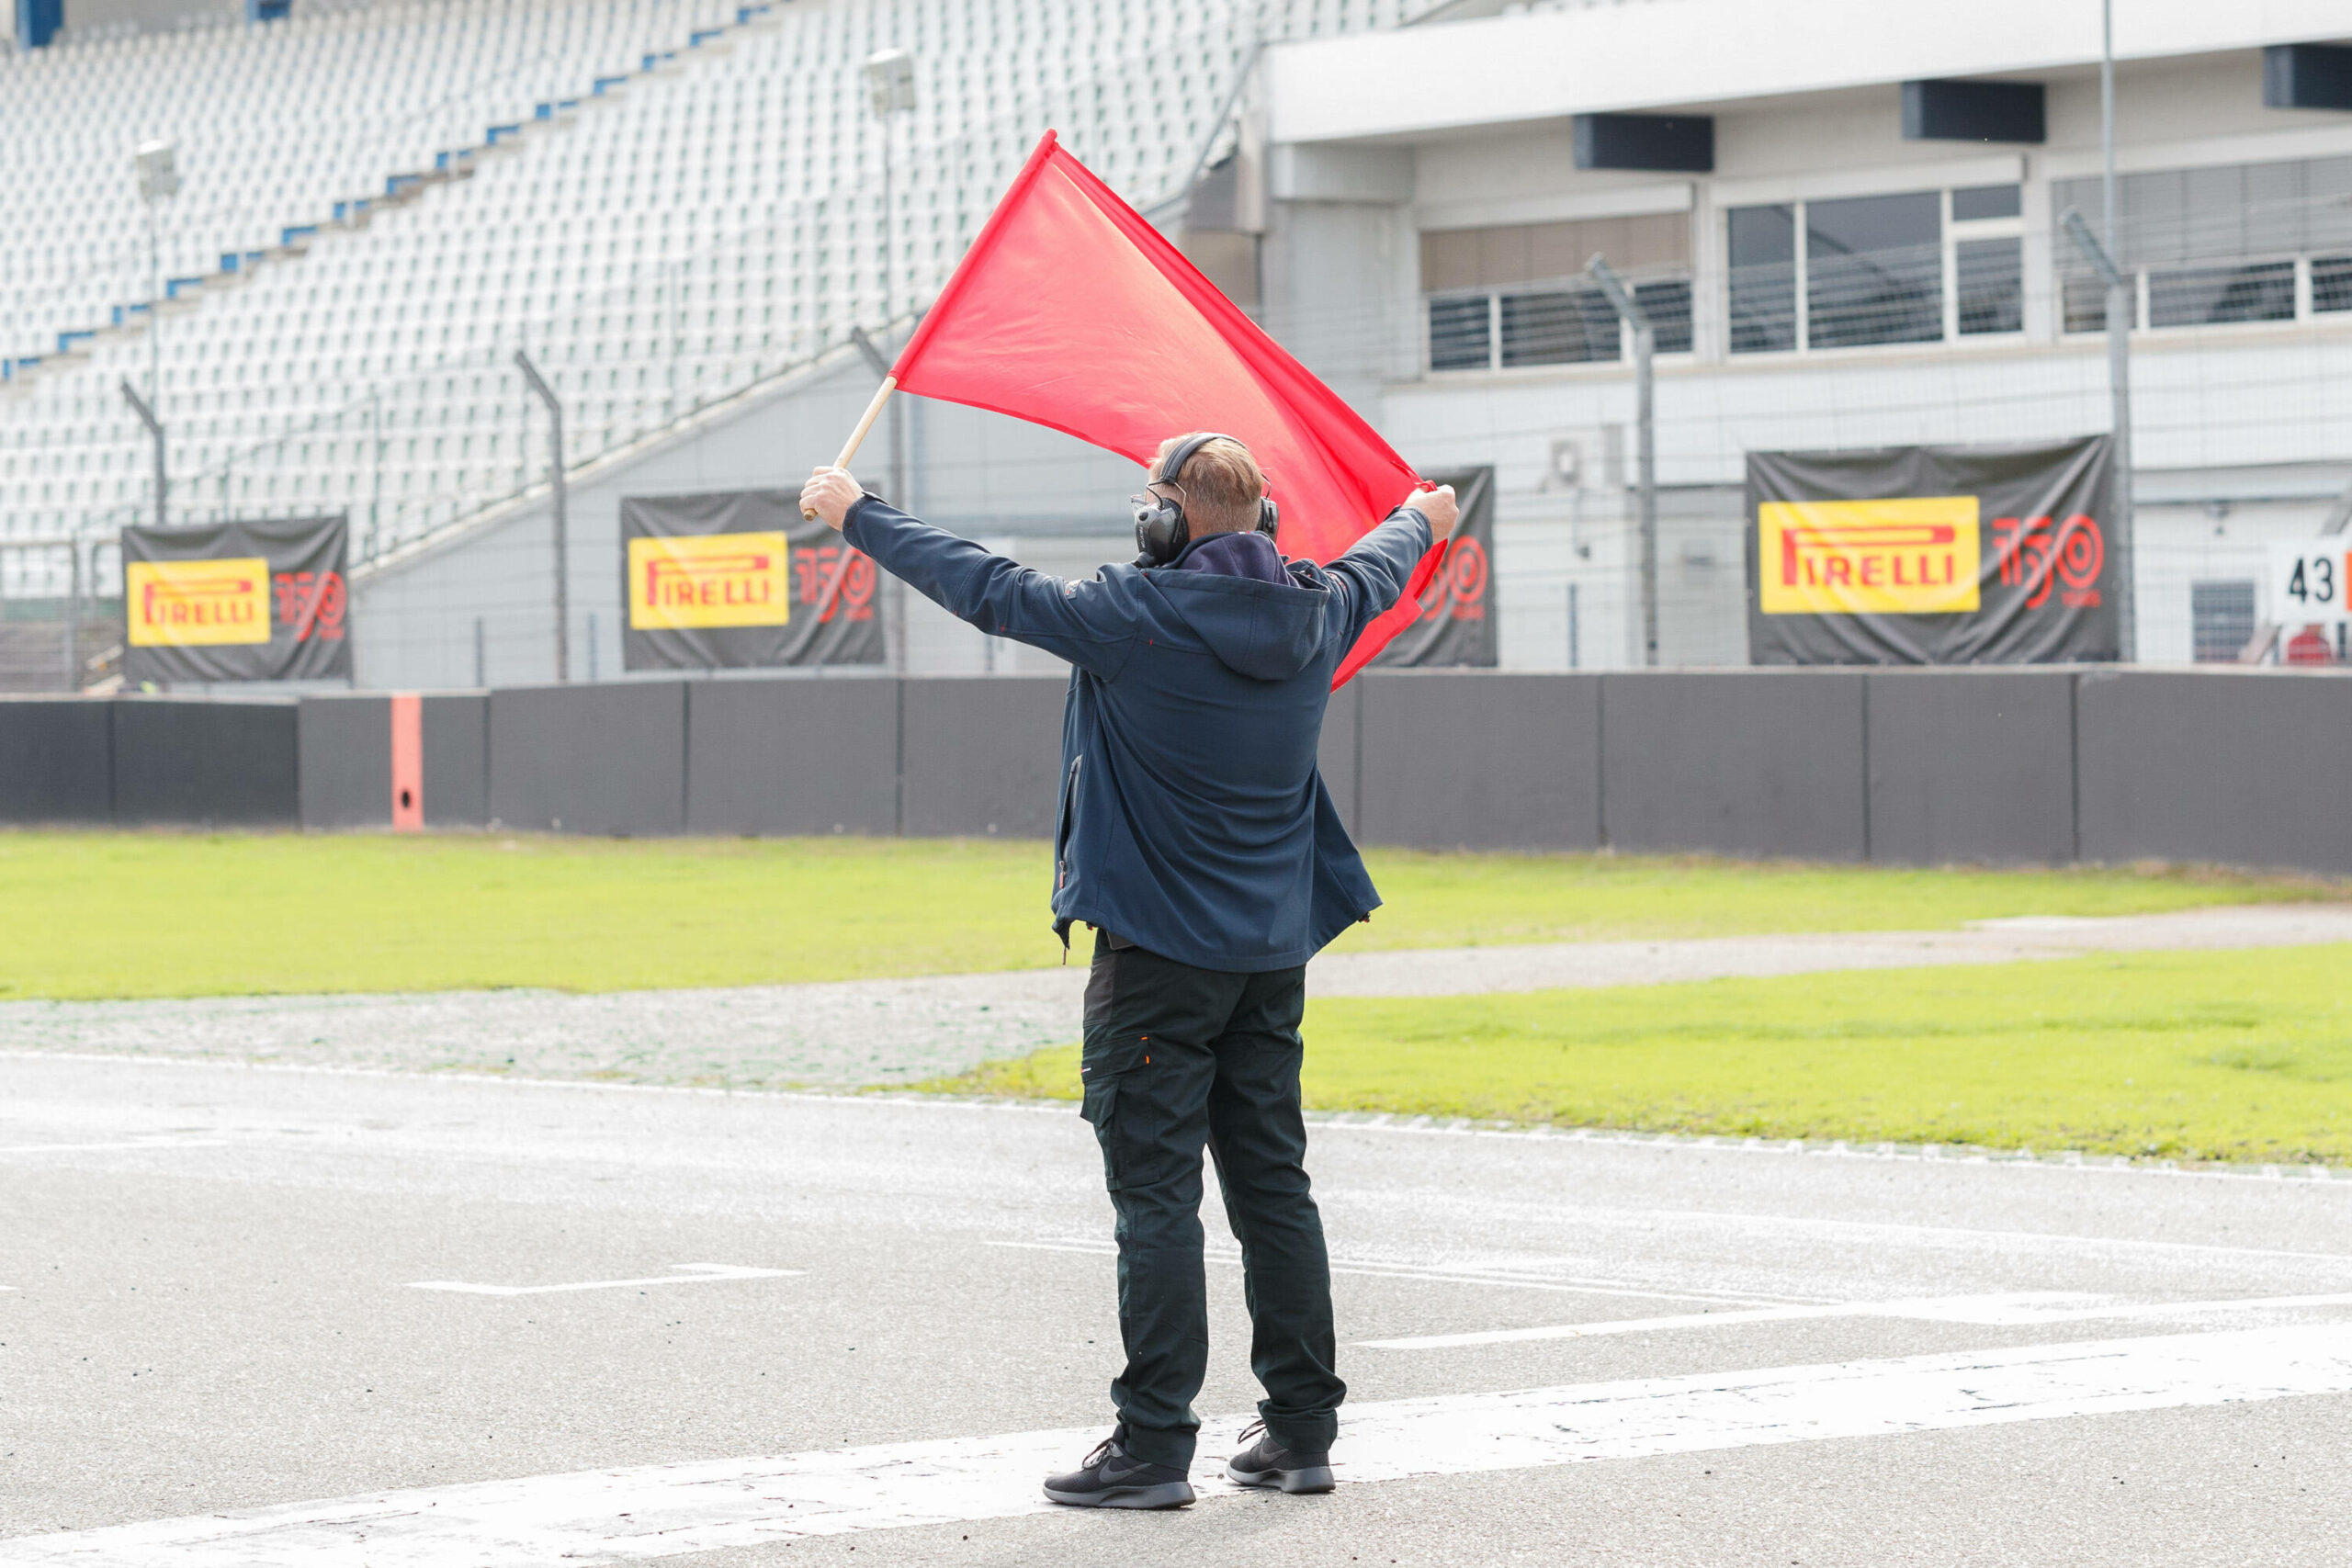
[{"xmin": 803, "ymin": 375, "xmax": 897, "ymax": 519}]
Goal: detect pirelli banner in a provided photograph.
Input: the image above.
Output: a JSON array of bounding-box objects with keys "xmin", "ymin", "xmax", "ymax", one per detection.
[
  {"xmin": 1746, "ymin": 435, "xmax": 2119, "ymax": 665},
  {"xmin": 621, "ymin": 490, "xmax": 884, "ymax": 670},
  {"xmin": 1371, "ymin": 466, "xmax": 1497, "ymax": 669},
  {"xmin": 120, "ymin": 514, "xmax": 351, "ymax": 684}
]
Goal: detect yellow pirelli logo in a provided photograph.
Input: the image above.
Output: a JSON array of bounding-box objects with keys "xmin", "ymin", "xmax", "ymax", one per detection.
[
  {"xmin": 126, "ymin": 558, "xmax": 272, "ymax": 647},
  {"xmin": 628, "ymin": 532, "xmax": 792, "ymax": 630},
  {"xmin": 1758, "ymin": 497, "xmax": 1982, "ymax": 616}
]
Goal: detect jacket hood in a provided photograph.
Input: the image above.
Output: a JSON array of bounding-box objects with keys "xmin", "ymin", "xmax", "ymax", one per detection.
[{"xmin": 1150, "ymin": 564, "xmax": 1332, "ymax": 682}]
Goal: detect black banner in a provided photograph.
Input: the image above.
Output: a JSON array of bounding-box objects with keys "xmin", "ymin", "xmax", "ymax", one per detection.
[
  {"xmin": 621, "ymin": 490, "xmax": 884, "ymax": 671},
  {"xmin": 120, "ymin": 515, "xmax": 350, "ymax": 684},
  {"xmin": 1371, "ymin": 465, "xmax": 1497, "ymax": 668},
  {"xmin": 1745, "ymin": 436, "xmax": 2118, "ymax": 665}
]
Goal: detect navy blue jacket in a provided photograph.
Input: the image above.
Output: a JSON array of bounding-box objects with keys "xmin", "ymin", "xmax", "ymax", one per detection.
[{"xmin": 842, "ymin": 495, "xmax": 1433, "ymax": 972}]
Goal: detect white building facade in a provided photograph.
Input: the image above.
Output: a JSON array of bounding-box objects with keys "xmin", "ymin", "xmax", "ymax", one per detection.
[{"xmin": 1236, "ymin": 0, "xmax": 2352, "ymax": 667}]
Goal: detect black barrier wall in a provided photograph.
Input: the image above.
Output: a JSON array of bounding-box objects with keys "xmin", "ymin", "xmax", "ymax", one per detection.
[
  {"xmin": 299, "ymin": 694, "xmax": 390, "ymax": 829},
  {"xmin": 1866, "ymin": 671, "xmax": 2078, "ymax": 866},
  {"xmin": 423, "ymin": 694, "xmax": 491, "ymax": 828},
  {"xmin": 2076, "ymin": 669, "xmax": 2352, "ymax": 874},
  {"xmin": 1358, "ymin": 672, "xmax": 1600, "ymax": 850},
  {"xmin": 899, "ymin": 676, "xmax": 1068, "ymax": 838},
  {"xmin": 1600, "ymin": 671, "xmax": 1869, "ymax": 860},
  {"xmin": 6, "ymin": 671, "xmax": 2348, "ymax": 879},
  {"xmin": 488, "ymin": 681, "xmax": 687, "ymax": 835},
  {"xmin": 112, "ymin": 698, "xmax": 300, "ymax": 827},
  {"xmin": 686, "ymin": 676, "xmax": 899, "ymax": 835},
  {"xmin": 0, "ymin": 699, "xmax": 114, "ymax": 822}
]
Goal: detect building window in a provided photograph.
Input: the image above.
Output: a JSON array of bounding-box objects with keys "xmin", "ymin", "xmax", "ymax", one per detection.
[
  {"xmin": 1956, "ymin": 238, "xmax": 2024, "ymax": 334},
  {"xmin": 1419, "ymin": 212, "xmax": 1690, "ymax": 372},
  {"xmin": 1726, "ymin": 204, "xmax": 1796, "ymax": 354},
  {"xmin": 1498, "ymin": 287, "xmax": 1620, "ymax": 367},
  {"xmin": 1729, "ymin": 186, "xmax": 2022, "ymax": 354},
  {"xmin": 1951, "ymin": 183, "xmax": 2022, "ymax": 222},
  {"xmin": 1427, "ymin": 295, "xmax": 1492, "ymax": 371},
  {"xmin": 1634, "ymin": 277, "xmax": 1695, "ymax": 355},
  {"xmin": 2190, "ymin": 580, "xmax": 2257, "ymax": 662},
  {"xmin": 2057, "ymin": 154, "xmax": 2352, "ymax": 333},
  {"xmin": 2312, "ymin": 254, "xmax": 2352, "ymax": 312},
  {"xmin": 2146, "ymin": 260, "xmax": 2296, "ymax": 327},
  {"xmin": 1805, "ymin": 192, "xmax": 1943, "ymax": 348}
]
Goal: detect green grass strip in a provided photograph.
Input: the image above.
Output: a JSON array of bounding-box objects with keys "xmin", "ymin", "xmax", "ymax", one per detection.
[
  {"xmin": 0, "ymin": 829, "xmax": 2336, "ymax": 1000},
  {"xmin": 931, "ymin": 947, "xmax": 2352, "ymax": 1168}
]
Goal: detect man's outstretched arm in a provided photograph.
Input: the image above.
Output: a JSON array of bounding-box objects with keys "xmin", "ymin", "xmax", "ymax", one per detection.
[
  {"xmin": 1320, "ymin": 481, "xmax": 1460, "ymax": 648},
  {"xmin": 800, "ymin": 466, "xmax": 1136, "ymax": 677}
]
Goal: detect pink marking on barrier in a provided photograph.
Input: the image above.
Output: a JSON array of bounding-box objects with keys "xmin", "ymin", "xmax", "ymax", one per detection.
[{"xmin": 390, "ymin": 694, "xmax": 423, "ymax": 831}]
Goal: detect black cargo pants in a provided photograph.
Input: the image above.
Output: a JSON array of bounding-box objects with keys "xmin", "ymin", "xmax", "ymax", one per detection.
[{"xmin": 1078, "ymin": 929, "xmax": 1344, "ymax": 1471}]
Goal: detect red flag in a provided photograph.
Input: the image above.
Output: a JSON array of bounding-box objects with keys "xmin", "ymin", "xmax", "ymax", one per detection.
[{"xmin": 888, "ymin": 130, "xmax": 1442, "ymax": 686}]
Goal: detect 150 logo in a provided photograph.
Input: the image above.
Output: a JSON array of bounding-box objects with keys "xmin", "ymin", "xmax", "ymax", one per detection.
[
  {"xmin": 272, "ymin": 570, "xmax": 346, "ymax": 640},
  {"xmin": 1413, "ymin": 536, "xmax": 1489, "ymax": 622},
  {"xmin": 792, "ymin": 545, "xmax": 877, "ymax": 622},
  {"xmin": 1992, "ymin": 514, "xmax": 2104, "ymax": 609}
]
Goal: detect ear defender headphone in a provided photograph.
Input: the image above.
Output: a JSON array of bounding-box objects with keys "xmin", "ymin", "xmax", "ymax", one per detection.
[{"xmin": 1131, "ymin": 432, "xmax": 1280, "ymax": 566}]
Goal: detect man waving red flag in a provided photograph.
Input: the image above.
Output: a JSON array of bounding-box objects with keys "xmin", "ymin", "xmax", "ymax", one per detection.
[
  {"xmin": 802, "ymin": 430, "xmax": 1453, "ymax": 1506},
  {"xmin": 874, "ymin": 129, "xmax": 1443, "ymax": 684},
  {"xmin": 799, "ymin": 132, "xmax": 1461, "ymax": 1511}
]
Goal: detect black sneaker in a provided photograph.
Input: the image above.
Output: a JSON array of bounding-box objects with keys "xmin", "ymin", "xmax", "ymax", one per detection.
[
  {"xmin": 1223, "ymin": 1419, "xmax": 1335, "ymax": 1494},
  {"xmin": 1042, "ymin": 1429, "xmax": 1196, "ymax": 1509}
]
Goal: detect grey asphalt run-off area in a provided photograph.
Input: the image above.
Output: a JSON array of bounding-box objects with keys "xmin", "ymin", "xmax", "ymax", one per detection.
[
  {"xmin": 1, "ymin": 903, "xmax": 2348, "ymax": 1089},
  {"xmin": 3, "ymin": 1052, "xmax": 2351, "ymax": 1566}
]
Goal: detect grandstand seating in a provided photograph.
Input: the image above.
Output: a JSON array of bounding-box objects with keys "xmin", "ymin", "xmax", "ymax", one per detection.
[{"xmin": 0, "ymin": 0, "xmax": 1418, "ymax": 556}]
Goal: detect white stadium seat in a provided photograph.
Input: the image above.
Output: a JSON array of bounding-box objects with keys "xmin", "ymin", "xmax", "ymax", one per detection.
[{"xmin": 1, "ymin": 0, "xmax": 1423, "ymax": 545}]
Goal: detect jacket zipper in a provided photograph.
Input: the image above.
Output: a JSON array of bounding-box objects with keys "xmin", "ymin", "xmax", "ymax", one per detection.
[{"xmin": 1056, "ymin": 754, "xmax": 1082, "ymax": 891}]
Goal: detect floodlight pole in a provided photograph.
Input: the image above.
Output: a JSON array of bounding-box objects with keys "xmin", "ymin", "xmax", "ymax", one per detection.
[
  {"xmin": 146, "ymin": 203, "xmax": 162, "ymax": 410},
  {"xmin": 865, "ymin": 46, "xmax": 916, "ymax": 674},
  {"xmin": 2094, "ymin": 0, "xmax": 2136, "ymax": 662},
  {"xmin": 883, "ymin": 132, "xmax": 907, "ymax": 674},
  {"xmin": 514, "ymin": 349, "xmax": 570, "ymax": 682},
  {"xmin": 134, "ymin": 141, "xmax": 177, "ymax": 417},
  {"xmin": 64, "ymin": 535, "xmax": 82, "ymax": 693},
  {"xmin": 1588, "ymin": 254, "xmax": 1658, "ymax": 667},
  {"xmin": 2062, "ymin": 209, "xmax": 2136, "ymax": 663},
  {"xmin": 121, "ymin": 378, "xmax": 165, "ymax": 528}
]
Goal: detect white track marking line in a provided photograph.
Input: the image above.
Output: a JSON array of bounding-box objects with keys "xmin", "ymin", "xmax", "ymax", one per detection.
[
  {"xmin": 6, "ymin": 1324, "xmax": 2349, "ymax": 1566},
  {"xmin": 1362, "ymin": 1289, "xmax": 2352, "ymax": 1349},
  {"xmin": 1572, "ymin": 1203, "xmax": 2352, "ymax": 1267},
  {"xmin": 985, "ymin": 1239, "xmax": 1813, "ymax": 1305},
  {"xmin": 0, "ymin": 1138, "xmax": 230, "ymax": 1156},
  {"xmin": 406, "ymin": 1264, "xmax": 800, "ymax": 1297},
  {"xmin": 7, "ymin": 1047, "xmax": 2346, "ymax": 1187}
]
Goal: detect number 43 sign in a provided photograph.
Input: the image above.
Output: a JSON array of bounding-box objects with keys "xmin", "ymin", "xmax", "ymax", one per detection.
[{"xmin": 2269, "ymin": 540, "xmax": 2352, "ymax": 625}]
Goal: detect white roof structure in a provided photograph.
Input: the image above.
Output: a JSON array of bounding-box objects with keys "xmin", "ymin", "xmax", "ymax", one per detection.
[{"xmin": 1268, "ymin": 0, "xmax": 2352, "ymax": 145}]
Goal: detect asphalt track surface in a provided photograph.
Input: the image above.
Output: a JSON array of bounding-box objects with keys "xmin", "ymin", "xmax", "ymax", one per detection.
[{"xmin": 5, "ymin": 1052, "xmax": 2351, "ymax": 1565}]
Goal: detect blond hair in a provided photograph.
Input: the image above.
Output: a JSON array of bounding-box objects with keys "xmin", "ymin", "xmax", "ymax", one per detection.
[{"xmin": 1151, "ymin": 434, "xmax": 1265, "ymax": 536}]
